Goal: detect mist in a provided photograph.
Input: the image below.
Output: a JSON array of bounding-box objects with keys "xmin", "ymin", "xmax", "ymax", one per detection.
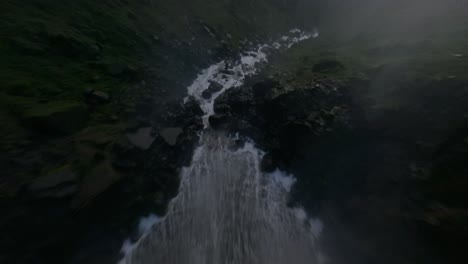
[{"xmin": 1, "ymin": 1, "xmax": 468, "ymax": 264}]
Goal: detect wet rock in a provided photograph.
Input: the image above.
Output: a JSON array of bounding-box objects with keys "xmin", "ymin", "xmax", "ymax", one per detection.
[
  {"xmin": 208, "ymin": 81, "xmax": 223, "ymax": 93},
  {"xmin": 160, "ymin": 127, "xmax": 183, "ymax": 146},
  {"xmin": 202, "ymin": 89, "xmax": 213, "ymax": 99},
  {"xmin": 127, "ymin": 127, "xmax": 155, "ymax": 150},
  {"xmin": 214, "ymin": 103, "xmax": 231, "ymax": 114},
  {"xmin": 220, "ymin": 69, "xmax": 234, "ymax": 75},
  {"xmin": 201, "ymin": 81, "xmax": 224, "ymax": 99},
  {"xmin": 184, "ymin": 96, "xmax": 204, "ymax": 116},
  {"xmin": 209, "ymin": 114, "xmax": 230, "ymax": 129},
  {"xmin": 260, "ymin": 153, "xmax": 276, "ymax": 172}
]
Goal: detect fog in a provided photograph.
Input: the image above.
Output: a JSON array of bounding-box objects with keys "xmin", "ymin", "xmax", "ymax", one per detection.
[{"xmin": 297, "ymin": 0, "xmax": 468, "ymax": 43}]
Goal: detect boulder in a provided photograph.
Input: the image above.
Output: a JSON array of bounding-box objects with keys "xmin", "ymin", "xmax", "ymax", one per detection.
[
  {"xmin": 209, "ymin": 114, "xmax": 230, "ymax": 129},
  {"xmin": 29, "ymin": 166, "xmax": 78, "ymax": 191},
  {"xmin": 21, "ymin": 101, "xmax": 88, "ymax": 134},
  {"xmin": 202, "ymin": 89, "xmax": 213, "ymax": 99},
  {"xmin": 160, "ymin": 127, "xmax": 183, "ymax": 146},
  {"xmin": 208, "ymin": 81, "xmax": 223, "ymax": 93},
  {"xmin": 260, "ymin": 153, "xmax": 276, "ymax": 172},
  {"xmin": 127, "ymin": 127, "xmax": 155, "ymax": 150},
  {"xmin": 214, "ymin": 103, "xmax": 231, "ymax": 114},
  {"xmin": 201, "ymin": 81, "xmax": 224, "ymax": 99},
  {"xmin": 84, "ymin": 89, "xmax": 110, "ymax": 104},
  {"xmin": 184, "ymin": 96, "xmax": 204, "ymax": 116},
  {"xmin": 29, "ymin": 166, "xmax": 78, "ymax": 199},
  {"xmin": 71, "ymin": 159, "xmax": 122, "ymax": 209}
]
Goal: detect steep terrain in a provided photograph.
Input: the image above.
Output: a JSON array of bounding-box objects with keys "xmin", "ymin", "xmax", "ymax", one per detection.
[
  {"xmin": 1, "ymin": 1, "xmax": 468, "ymax": 264},
  {"xmin": 0, "ymin": 1, "xmax": 302, "ymax": 263}
]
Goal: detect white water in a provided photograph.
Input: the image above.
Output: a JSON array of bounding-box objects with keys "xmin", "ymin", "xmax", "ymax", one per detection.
[{"xmin": 119, "ymin": 29, "xmax": 323, "ymax": 264}]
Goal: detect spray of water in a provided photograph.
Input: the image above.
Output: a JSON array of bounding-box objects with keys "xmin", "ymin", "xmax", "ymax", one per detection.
[{"xmin": 119, "ymin": 29, "xmax": 323, "ymax": 264}]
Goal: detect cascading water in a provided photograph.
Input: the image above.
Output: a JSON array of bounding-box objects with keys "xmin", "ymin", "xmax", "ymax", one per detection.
[{"xmin": 119, "ymin": 29, "xmax": 323, "ymax": 264}]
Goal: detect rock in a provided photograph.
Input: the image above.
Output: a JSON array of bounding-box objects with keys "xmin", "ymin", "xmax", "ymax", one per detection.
[
  {"xmin": 91, "ymin": 91, "xmax": 110, "ymax": 102},
  {"xmin": 160, "ymin": 127, "xmax": 183, "ymax": 146},
  {"xmin": 71, "ymin": 159, "xmax": 122, "ymax": 209},
  {"xmin": 261, "ymin": 153, "xmax": 276, "ymax": 172},
  {"xmin": 208, "ymin": 81, "xmax": 223, "ymax": 93},
  {"xmin": 184, "ymin": 96, "xmax": 204, "ymax": 116},
  {"xmin": 209, "ymin": 114, "xmax": 230, "ymax": 129},
  {"xmin": 252, "ymin": 79, "xmax": 277, "ymax": 98},
  {"xmin": 202, "ymin": 81, "xmax": 224, "ymax": 99},
  {"xmin": 85, "ymin": 89, "xmax": 110, "ymax": 104},
  {"xmin": 21, "ymin": 101, "xmax": 88, "ymax": 134},
  {"xmin": 202, "ymin": 89, "xmax": 213, "ymax": 99},
  {"xmin": 127, "ymin": 127, "xmax": 155, "ymax": 150},
  {"xmin": 307, "ymin": 111, "xmax": 320, "ymax": 121},
  {"xmin": 29, "ymin": 166, "xmax": 78, "ymax": 199},
  {"xmin": 29, "ymin": 166, "xmax": 78, "ymax": 191},
  {"xmin": 214, "ymin": 103, "xmax": 231, "ymax": 114},
  {"xmin": 37, "ymin": 185, "xmax": 79, "ymax": 199}
]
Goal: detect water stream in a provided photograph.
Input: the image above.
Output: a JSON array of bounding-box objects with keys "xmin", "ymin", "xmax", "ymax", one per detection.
[{"xmin": 119, "ymin": 29, "xmax": 323, "ymax": 264}]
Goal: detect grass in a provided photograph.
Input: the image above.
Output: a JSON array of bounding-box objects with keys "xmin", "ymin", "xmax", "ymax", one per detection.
[
  {"xmin": 0, "ymin": 0, "xmax": 298, "ymax": 196},
  {"xmin": 269, "ymin": 26, "xmax": 468, "ymax": 85}
]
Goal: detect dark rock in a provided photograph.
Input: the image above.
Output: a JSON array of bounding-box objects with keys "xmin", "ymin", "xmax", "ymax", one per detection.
[
  {"xmin": 208, "ymin": 81, "xmax": 223, "ymax": 93},
  {"xmin": 21, "ymin": 101, "xmax": 88, "ymax": 134},
  {"xmin": 252, "ymin": 79, "xmax": 278, "ymax": 98},
  {"xmin": 127, "ymin": 127, "xmax": 155, "ymax": 150},
  {"xmin": 39, "ymin": 185, "xmax": 78, "ymax": 198},
  {"xmin": 29, "ymin": 166, "xmax": 77, "ymax": 191},
  {"xmin": 184, "ymin": 96, "xmax": 204, "ymax": 116},
  {"xmin": 201, "ymin": 81, "xmax": 224, "ymax": 99},
  {"xmin": 202, "ymin": 89, "xmax": 213, "ymax": 99},
  {"xmin": 214, "ymin": 103, "xmax": 231, "ymax": 114},
  {"xmin": 91, "ymin": 91, "xmax": 110, "ymax": 102},
  {"xmin": 220, "ymin": 69, "xmax": 234, "ymax": 75},
  {"xmin": 28, "ymin": 166, "xmax": 78, "ymax": 199},
  {"xmin": 209, "ymin": 114, "xmax": 230, "ymax": 129},
  {"xmin": 71, "ymin": 159, "xmax": 122, "ymax": 209},
  {"xmin": 160, "ymin": 127, "xmax": 183, "ymax": 146},
  {"xmin": 85, "ymin": 89, "xmax": 110, "ymax": 104},
  {"xmin": 261, "ymin": 154, "xmax": 276, "ymax": 172}
]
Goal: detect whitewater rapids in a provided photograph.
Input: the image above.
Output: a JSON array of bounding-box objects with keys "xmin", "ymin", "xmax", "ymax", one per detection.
[{"xmin": 119, "ymin": 29, "xmax": 323, "ymax": 264}]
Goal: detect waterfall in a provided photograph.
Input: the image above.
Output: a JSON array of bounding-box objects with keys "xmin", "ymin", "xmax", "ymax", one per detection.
[{"xmin": 119, "ymin": 28, "xmax": 323, "ymax": 264}]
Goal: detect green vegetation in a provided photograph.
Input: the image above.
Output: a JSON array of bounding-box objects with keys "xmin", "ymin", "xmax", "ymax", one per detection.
[
  {"xmin": 0, "ymin": 0, "xmax": 297, "ymax": 189},
  {"xmin": 0, "ymin": 2, "xmax": 302, "ymax": 261}
]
